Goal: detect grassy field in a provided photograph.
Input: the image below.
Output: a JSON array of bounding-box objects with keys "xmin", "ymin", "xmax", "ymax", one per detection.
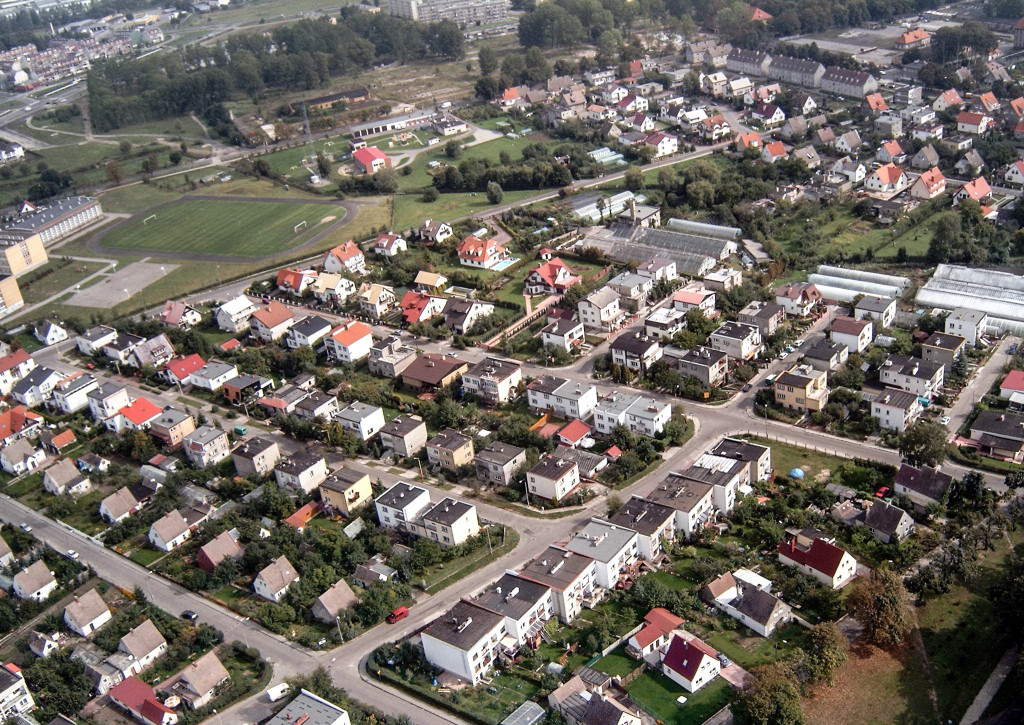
[
  {"xmin": 18, "ymin": 259, "xmax": 108, "ymax": 304},
  {"xmin": 99, "ymin": 183, "xmax": 184, "ymax": 213},
  {"xmin": 740, "ymin": 435, "xmax": 857, "ymax": 483},
  {"xmin": 104, "ymin": 116, "xmax": 208, "ymax": 139},
  {"xmin": 393, "ymin": 189, "xmax": 542, "ymax": 230},
  {"xmin": 395, "ymin": 133, "xmax": 552, "ymax": 191},
  {"xmin": 803, "ymin": 640, "xmax": 935, "ymax": 725},
  {"xmin": 97, "ymin": 198, "xmax": 342, "ymax": 258},
  {"xmin": 593, "ymin": 646, "xmax": 639, "ymax": 678}
]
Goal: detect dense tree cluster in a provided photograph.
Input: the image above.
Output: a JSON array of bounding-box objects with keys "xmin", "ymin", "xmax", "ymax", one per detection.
[{"xmin": 88, "ymin": 14, "xmax": 463, "ymax": 133}]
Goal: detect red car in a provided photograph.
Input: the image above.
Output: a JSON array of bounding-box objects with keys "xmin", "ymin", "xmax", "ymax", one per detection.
[
  {"xmin": 875, "ymin": 486, "xmax": 890, "ymax": 498},
  {"xmin": 386, "ymin": 606, "xmax": 408, "ymax": 624}
]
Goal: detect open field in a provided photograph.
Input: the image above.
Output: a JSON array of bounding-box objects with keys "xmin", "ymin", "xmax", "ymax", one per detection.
[
  {"xmin": 803, "ymin": 640, "xmax": 935, "ymax": 725},
  {"xmin": 98, "ymin": 183, "xmax": 184, "ymax": 213},
  {"xmin": 103, "ymin": 116, "xmax": 208, "ymax": 139},
  {"xmin": 395, "ymin": 133, "xmax": 553, "ymax": 191},
  {"xmin": 393, "ymin": 189, "xmax": 542, "ymax": 230},
  {"xmin": 97, "ymin": 198, "xmax": 342, "ymax": 258},
  {"xmin": 180, "ymin": 0, "xmax": 345, "ymax": 27}
]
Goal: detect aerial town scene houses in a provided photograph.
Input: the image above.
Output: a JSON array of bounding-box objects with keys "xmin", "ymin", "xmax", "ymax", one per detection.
[{"xmin": 2, "ymin": 0, "xmax": 1024, "ymax": 724}]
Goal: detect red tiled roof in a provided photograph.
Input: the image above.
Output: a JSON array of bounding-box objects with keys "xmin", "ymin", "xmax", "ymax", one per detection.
[
  {"xmin": 1002, "ymin": 369, "xmax": 1024, "ymax": 392},
  {"xmin": 778, "ymin": 537, "xmax": 850, "ymax": 578},
  {"xmin": 882, "ymin": 140, "xmax": 902, "ymax": 156},
  {"xmin": 220, "ymin": 338, "xmax": 241, "ymax": 351},
  {"xmin": 662, "ymin": 634, "xmax": 718, "ymax": 682},
  {"xmin": 940, "ymin": 89, "xmax": 962, "ymax": 106},
  {"xmin": 918, "ymin": 167, "xmax": 946, "ymax": 191},
  {"xmin": 0, "ymin": 348, "xmax": 31, "ymax": 375},
  {"xmin": 251, "ymin": 301, "xmax": 293, "ymax": 329},
  {"xmin": 633, "ymin": 607, "xmax": 684, "ymax": 648},
  {"xmin": 162, "ymin": 353, "xmax": 205, "ymax": 382},
  {"xmin": 776, "ymin": 282, "xmax": 821, "ymax": 302},
  {"xmin": 865, "ymin": 93, "xmax": 888, "ymax": 111},
  {"xmin": 737, "ymin": 132, "xmax": 761, "ymax": 148},
  {"xmin": 50, "ymin": 429, "xmax": 76, "ymax": 449},
  {"xmin": 750, "ymin": 6, "xmax": 772, "ymax": 20},
  {"xmin": 871, "ymin": 163, "xmax": 905, "ymax": 185},
  {"xmin": 557, "ymin": 419, "xmax": 591, "ymax": 444},
  {"xmin": 119, "ymin": 398, "xmax": 162, "ymax": 426},
  {"xmin": 284, "ymin": 501, "xmax": 320, "ymax": 530},
  {"xmin": 276, "ymin": 267, "xmax": 307, "ymax": 291},
  {"xmin": 605, "ymin": 445, "xmax": 622, "ymax": 460},
  {"xmin": 895, "ymin": 28, "xmax": 930, "ymax": 45},
  {"xmin": 401, "ymin": 291, "xmax": 436, "ymax": 324},
  {"xmin": 529, "ymin": 258, "xmax": 581, "ymax": 292},
  {"xmin": 327, "ymin": 241, "xmax": 363, "ymax": 263},
  {"xmin": 109, "ymin": 677, "xmax": 174, "ymax": 725},
  {"xmin": 959, "ymin": 176, "xmax": 992, "ymax": 201},
  {"xmin": 957, "ymin": 111, "xmax": 987, "ymax": 125},
  {"xmin": 0, "ymin": 405, "xmax": 42, "ymax": 443},
  {"xmin": 1012, "ymin": 97, "xmax": 1024, "ymax": 116},
  {"xmin": 458, "ymin": 235, "xmax": 506, "ymax": 262},
  {"xmin": 763, "ymin": 141, "xmax": 786, "ymax": 157},
  {"xmin": 353, "ymin": 146, "xmax": 388, "ymax": 167},
  {"xmin": 330, "ymin": 319, "xmax": 372, "ymax": 347}
]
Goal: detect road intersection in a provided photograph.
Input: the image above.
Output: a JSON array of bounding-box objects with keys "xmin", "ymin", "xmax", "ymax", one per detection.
[{"xmin": 10, "ymin": 317, "xmax": 1012, "ymax": 724}]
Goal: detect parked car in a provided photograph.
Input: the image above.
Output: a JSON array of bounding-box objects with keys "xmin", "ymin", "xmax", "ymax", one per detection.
[
  {"xmin": 793, "ymin": 339, "xmax": 804, "ymax": 347},
  {"xmin": 875, "ymin": 486, "xmax": 890, "ymax": 498},
  {"xmin": 386, "ymin": 606, "xmax": 409, "ymax": 623},
  {"xmin": 779, "ymin": 351, "xmax": 789, "ymax": 360},
  {"xmin": 742, "ymin": 383, "xmax": 752, "ymax": 392},
  {"xmin": 939, "ymin": 416, "xmax": 951, "ymax": 425},
  {"xmin": 717, "ymin": 653, "xmax": 731, "ymax": 666},
  {"xmin": 66, "ymin": 549, "xmax": 79, "ymax": 560},
  {"xmin": 181, "ymin": 610, "xmax": 198, "ymax": 621},
  {"xmin": 19, "ymin": 523, "xmax": 31, "ymax": 532},
  {"xmin": 266, "ymin": 684, "xmax": 290, "ymax": 702}
]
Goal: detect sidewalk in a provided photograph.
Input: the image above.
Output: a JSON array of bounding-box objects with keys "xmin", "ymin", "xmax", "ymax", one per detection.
[{"xmin": 960, "ymin": 645, "xmax": 1018, "ymax": 725}]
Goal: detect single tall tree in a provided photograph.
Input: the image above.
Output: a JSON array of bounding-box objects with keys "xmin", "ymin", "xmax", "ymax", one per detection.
[{"xmin": 845, "ymin": 570, "xmax": 913, "ymax": 649}]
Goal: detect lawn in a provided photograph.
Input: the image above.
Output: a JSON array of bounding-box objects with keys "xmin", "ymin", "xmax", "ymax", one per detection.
[
  {"xmin": 740, "ymin": 435, "xmax": 857, "ymax": 483},
  {"xmin": 99, "ymin": 183, "xmax": 184, "ymax": 213},
  {"xmin": 97, "ymin": 199, "xmax": 344, "ymax": 258},
  {"xmin": 5, "ymin": 473, "xmax": 42, "ymax": 502},
  {"xmin": 393, "ymin": 189, "xmax": 543, "ymax": 230},
  {"xmin": 130, "ymin": 547, "xmax": 166, "ymax": 566},
  {"xmin": 593, "ymin": 645, "xmax": 640, "ymax": 677},
  {"xmin": 395, "ymin": 133, "xmax": 552, "ymax": 192},
  {"xmin": 701, "ymin": 623, "xmax": 807, "ymax": 670},
  {"xmin": 17, "ymin": 259, "xmax": 108, "ymax": 304},
  {"xmin": 626, "ymin": 670, "xmax": 732, "ymax": 725},
  {"xmin": 260, "ymin": 135, "xmax": 352, "ymax": 178},
  {"xmin": 104, "ymin": 116, "xmax": 208, "ymax": 139},
  {"xmin": 422, "ymin": 526, "xmax": 519, "ymax": 594}
]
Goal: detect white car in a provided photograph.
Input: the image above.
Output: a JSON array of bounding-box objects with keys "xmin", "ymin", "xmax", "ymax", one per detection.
[
  {"xmin": 19, "ymin": 523, "xmax": 31, "ymax": 532},
  {"xmin": 66, "ymin": 549, "xmax": 79, "ymax": 560},
  {"xmin": 779, "ymin": 351, "xmax": 789, "ymax": 360},
  {"xmin": 939, "ymin": 416, "xmax": 951, "ymax": 426},
  {"xmin": 793, "ymin": 339, "xmax": 804, "ymax": 347}
]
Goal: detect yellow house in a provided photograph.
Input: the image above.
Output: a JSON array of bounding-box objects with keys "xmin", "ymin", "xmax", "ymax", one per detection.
[
  {"xmin": 0, "ymin": 275, "xmax": 23, "ymax": 318},
  {"xmin": 427, "ymin": 429, "xmax": 475, "ymax": 472},
  {"xmin": 320, "ymin": 467, "xmax": 374, "ymax": 517},
  {"xmin": 775, "ymin": 363, "xmax": 829, "ymax": 412},
  {"xmin": 0, "ymin": 236, "xmax": 47, "ymax": 277}
]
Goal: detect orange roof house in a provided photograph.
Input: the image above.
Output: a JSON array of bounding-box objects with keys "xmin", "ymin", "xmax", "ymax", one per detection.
[
  {"xmin": 864, "ymin": 92, "xmax": 888, "ymax": 112},
  {"xmin": 457, "ymin": 235, "xmax": 510, "ymax": 270}
]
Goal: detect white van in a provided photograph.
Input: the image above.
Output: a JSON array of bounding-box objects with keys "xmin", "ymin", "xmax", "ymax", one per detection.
[{"xmin": 266, "ymin": 684, "xmax": 290, "ymax": 702}]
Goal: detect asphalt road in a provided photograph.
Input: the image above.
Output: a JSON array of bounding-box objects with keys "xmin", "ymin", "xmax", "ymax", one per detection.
[{"xmin": 19, "ymin": 307, "xmax": 1014, "ymax": 724}]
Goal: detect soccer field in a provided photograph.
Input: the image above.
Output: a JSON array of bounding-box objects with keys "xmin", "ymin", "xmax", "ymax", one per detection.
[{"xmin": 99, "ymin": 199, "xmax": 344, "ymax": 258}]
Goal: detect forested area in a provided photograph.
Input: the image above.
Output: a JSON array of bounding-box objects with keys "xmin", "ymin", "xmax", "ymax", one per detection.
[{"xmin": 87, "ymin": 12, "xmax": 464, "ymax": 134}]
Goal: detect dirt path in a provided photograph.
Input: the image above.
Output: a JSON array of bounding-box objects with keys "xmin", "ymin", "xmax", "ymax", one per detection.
[{"xmin": 86, "ymin": 195, "xmax": 366, "ymax": 263}]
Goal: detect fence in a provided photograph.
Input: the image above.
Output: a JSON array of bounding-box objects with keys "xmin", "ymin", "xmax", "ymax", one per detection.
[
  {"xmin": 597, "ymin": 623, "xmax": 643, "ymax": 659},
  {"xmin": 481, "ymin": 294, "xmax": 562, "ymax": 349}
]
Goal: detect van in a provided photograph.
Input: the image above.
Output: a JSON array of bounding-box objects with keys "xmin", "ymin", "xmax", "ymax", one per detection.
[
  {"xmin": 266, "ymin": 684, "xmax": 290, "ymax": 702},
  {"xmin": 764, "ymin": 374, "xmax": 776, "ymax": 387},
  {"xmin": 234, "ymin": 425, "xmax": 248, "ymax": 436},
  {"xmin": 386, "ymin": 606, "xmax": 409, "ymax": 623}
]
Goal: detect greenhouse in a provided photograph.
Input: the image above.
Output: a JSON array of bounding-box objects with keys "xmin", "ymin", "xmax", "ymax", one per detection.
[{"xmin": 916, "ymin": 264, "xmax": 1024, "ymax": 335}]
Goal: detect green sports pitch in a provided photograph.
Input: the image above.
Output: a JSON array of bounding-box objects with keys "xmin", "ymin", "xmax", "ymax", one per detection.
[{"xmin": 99, "ymin": 199, "xmax": 343, "ymax": 258}]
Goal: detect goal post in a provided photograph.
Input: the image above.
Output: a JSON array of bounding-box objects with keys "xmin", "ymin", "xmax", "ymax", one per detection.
[
  {"xmin": 294, "ymin": 220, "xmax": 307, "ymax": 233},
  {"xmin": 143, "ymin": 214, "xmax": 157, "ymax": 225}
]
